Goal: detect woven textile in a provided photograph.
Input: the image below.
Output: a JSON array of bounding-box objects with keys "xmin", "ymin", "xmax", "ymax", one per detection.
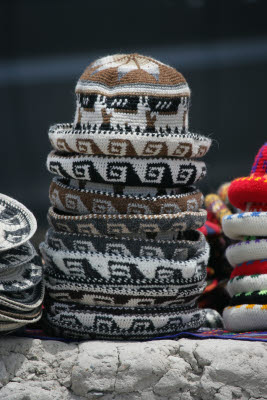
[
  {"xmin": 223, "ymin": 304, "xmax": 267, "ymax": 332},
  {"xmin": 228, "ymin": 274, "xmax": 267, "ymax": 297},
  {"xmin": 40, "ymin": 241, "xmax": 209, "ymax": 286},
  {"xmin": 228, "ymin": 143, "xmax": 267, "ymax": 211},
  {"xmin": 49, "ymin": 178, "xmax": 204, "ymax": 216},
  {"xmin": 0, "ymin": 242, "xmax": 35, "ymax": 270},
  {"xmin": 0, "ymin": 281, "xmax": 44, "ymax": 311},
  {"xmin": 226, "ymin": 239, "xmax": 267, "ymax": 267},
  {"xmin": 222, "ymin": 212, "xmax": 267, "ymax": 240},
  {"xmin": 48, "ymin": 207, "xmax": 207, "ymax": 236},
  {"xmin": 45, "ymin": 228, "xmax": 205, "ymax": 262},
  {"xmin": 0, "ymin": 254, "xmax": 43, "ymax": 292},
  {"xmin": 49, "ymin": 124, "xmax": 211, "ymax": 158},
  {"xmin": 44, "ymin": 299, "xmax": 205, "ymax": 340},
  {"xmin": 47, "ymin": 151, "xmax": 206, "ymax": 187},
  {"xmin": 0, "ymin": 194, "xmax": 37, "ymax": 252}
]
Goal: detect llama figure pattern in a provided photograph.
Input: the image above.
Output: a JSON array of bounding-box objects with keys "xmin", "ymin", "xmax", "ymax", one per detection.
[{"xmin": 74, "ymin": 94, "xmax": 189, "ymax": 133}]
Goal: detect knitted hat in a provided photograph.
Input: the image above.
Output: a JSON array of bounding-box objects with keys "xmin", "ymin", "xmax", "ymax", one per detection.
[
  {"xmin": 48, "ymin": 54, "xmax": 211, "ymax": 158},
  {"xmin": 0, "ymin": 194, "xmax": 37, "ymax": 252},
  {"xmin": 228, "ymin": 143, "xmax": 267, "ymax": 211}
]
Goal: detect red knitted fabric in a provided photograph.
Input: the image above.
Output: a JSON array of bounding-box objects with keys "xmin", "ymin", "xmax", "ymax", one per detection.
[
  {"xmin": 228, "ymin": 143, "xmax": 267, "ymax": 211},
  {"xmin": 230, "ymin": 260, "xmax": 267, "ymax": 279}
]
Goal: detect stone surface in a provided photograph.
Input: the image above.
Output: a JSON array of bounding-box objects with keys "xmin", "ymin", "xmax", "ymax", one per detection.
[{"xmin": 0, "ymin": 337, "xmax": 266, "ymax": 399}]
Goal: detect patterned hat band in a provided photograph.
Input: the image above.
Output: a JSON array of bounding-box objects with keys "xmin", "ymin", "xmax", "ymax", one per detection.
[
  {"xmin": 222, "ymin": 212, "xmax": 267, "ymax": 240},
  {"xmin": 67, "ymin": 178, "xmax": 190, "ymax": 197},
  {"xmin": 230, "ymin": 290, "xmax": 267, "ymax": 307},
  {"xmin": 0, "ymin": 281, "xmax": 44, "ymax": 311},
  {"xmin": 0, "ymin": 254, "xmax": 43, "ymax": 292},
  {"xmin": 39, "ymin": 241, "xmax": 209, "ymax": 286},
  {"xmin": 49, "ymin": 178, "xmax": 204, "ymax": 216},
  {"xmin": 205, "ymin": 194, "xmax": 232, "ymax": 225},
  {"xmin": 223, "ymin": 304, "xmax": 267, "ymax": 332},
  {"xmin": 45, "ymin": 277, "xmax": 206, "ymax": 308},
  {"xmin": 48, "ymin": 206, "xmax": 207, "ymax": 236},
  {"xmin": 227, "ymin": 274, "xmax": 267, "ymax": 297},
  {"xmin": 49, "ymin": 123, "xmax": 211, "ymax": 159},
  {"xmin": 226, "ymin": 239, "xmax": 267, "ymax": 267},
  {"xmin": 47, "ymin": 151, "xmax": 206, "ymax": 187},
  {"xmin": 45, "ymin": 228, "xmax": 206, "ymax": 262},
  {"xmin": 44, "ymin": 300, "xmax": 205, "ymax": 340},
  {"xmin": 0, "ymin": 193, "xmax": 37, "ymax": 252},
  {"xmin": 0, "ymin": 307, "xmax": 42, "ymax": 325},
  {"xmin": 0, "ymin": 241, "xmax": 35, "ymax": 270}
]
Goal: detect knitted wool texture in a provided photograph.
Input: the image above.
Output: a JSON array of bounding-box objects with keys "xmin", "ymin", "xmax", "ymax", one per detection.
[
  {"xmin": 222, "ymin": 211, "xmax": 267, "ymax": 240},
  {"xmin": 47, "ymin": 151, "xmax": 207, "ymax": 187},
  {"xmin": 44, "ymin": 299, "xmax": 206, "ymax": 340},
  {"xmin": 0, "ymin": 194, "xmax": 37, "ymax": 251},
  {"xmin": 230, "ymin": 289, "xmax": 267, "ymax": 306},
  {"xmin": 223, "ymin": 304, "xmax": 267, "ymax": 332},
  {"xmin": 0, "ymin": 242, "xmax": 35, "ymax": 270},
  {"xmin": 228, "ymin": 143, "xmax": 267, "ymax": 211},
  {"xmin": 226, "ymin": 238, "xmax": 267, "ymax": 267},
  {"xmin": 227, "ymin": 274, "xmax": 267, "ymax": 297},
  {"xmin": 230, "ymin": 260, "xmax": 267, "ymax": 279},
  {"xmin": 204, "ymin": 193, "xmax": 232, "ymax": 225},
  {"xmin": 40, "ymin": 241, "xmax": 209, "ymax": 287},
  {"xmin": 48, "ymin": 53, "xmax": 211, "ymax": 158},
  {"xmin": 46, "ymin": 228, "xmax": 206, "ymax": 262},
  {"xmin": 49, "ymin": 178, "xmax": 204, "ymax": 216},
  {"xmin": 49, "ymin": 125, "xmax": 211, "ymax": 159},
  {"xmin": 48, "ymin": 206, "xmax": 207, "ymax": 236}
]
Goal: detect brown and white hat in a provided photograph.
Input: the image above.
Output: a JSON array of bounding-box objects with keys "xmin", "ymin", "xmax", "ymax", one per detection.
[{"xmin": 49, "ymin": 54, "xmax": 211, "ymax": 158}]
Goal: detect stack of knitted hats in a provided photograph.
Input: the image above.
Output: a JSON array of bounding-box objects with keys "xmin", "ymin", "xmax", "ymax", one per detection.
[
  {"xmin": 0, "ymin": 194, "xmax": 43, "ymax": 333},
  {"xmin": 222, "ymin": 143, "xmax": 267, "ymax": 331},
  {"xmin": 40, "ymin": 53, "xmax": 212, "ymax": 340}
]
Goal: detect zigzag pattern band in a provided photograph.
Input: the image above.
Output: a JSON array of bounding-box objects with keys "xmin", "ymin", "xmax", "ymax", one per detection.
[
  {"xmin": 44, "ymin": 299, "xmax": 205, "ymax": 340},
  {"xmin": 230, "ymin": 290, "xmax": 267, "ymax": 306},
  {"xmin": 49, "ymin": 123, "xmax": 211, "ymax": 158},
  {"xmin": 49, "ymin": 178, "xmax": 204, "ymax": 216},
  {"xmin": 45, "ymin": 228, "xmax": 206, "ymax": 262},
  {"xmin": 40, "ymin": 241, "xmax": 209, "ymax": 286},
  {"xmin": 227, "ymin": 274, "xmax": 267, "ymax": 297},
  {"xmin": 223, "ymin": 304, "xmax": 267, "ymax": 331},
  {"xmin": 222, "ymin": 212, "xmax": 267, "ymax": 240},
  {"xmin": 47, "ymin": 151, "xmax": 206, "ymax": 187},
  {"xmin": 48, "ymin": 207, "xmax": 207, "ymax": 236}
]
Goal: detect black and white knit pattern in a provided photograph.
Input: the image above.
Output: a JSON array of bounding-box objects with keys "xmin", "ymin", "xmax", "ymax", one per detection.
[
  {"xmin": 46, "ymin": 228, "xmax": 206, "ymax": 262},
  {"xmin": 0, "ymin": 281, "xmax": 44, "ymax": 311},
  {"xmin": 44, "ymin": 300, "xmax": 206, "ymax": 340},
  {"xmin": 0, "ymin": 194, "xmax": 37, "ymax": 252},
  {"xmin": 40, "ymin": 241, "xmax": 209, "ymax": 286},
  {"xmin": 48, "ymin": 207, "xmax": 207, "ymax": 236},
  {"xmin": 47, "ymin": 151, "xmax": 207, "ymax": 187},
  {"xmin": 49, "ymin": 123, "xmax": 211, "ymax": 158},
  {"xmin": 0, "ymin": 242, "xmax": 35, "ymax": 271}
]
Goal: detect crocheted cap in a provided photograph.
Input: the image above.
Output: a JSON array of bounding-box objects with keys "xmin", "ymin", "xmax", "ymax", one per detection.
[
  {"xmin": 73, "ymin": 53, "xmax": 191, "ymax": 134},
  {"xmin": 228, "ymin": 143, "xmax": 267, "ymax": 211}
]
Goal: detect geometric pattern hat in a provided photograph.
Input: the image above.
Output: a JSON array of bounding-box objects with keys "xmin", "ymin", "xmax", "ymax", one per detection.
[
  {"xmin": 228, "ymin": 143, "xmax": 267, "ymax": 211},
  {"xmin": 0, "ymin": 194, "xmax": 37, "ymax": 252},
  {"xmin": 49, "ymin": 54, "xmax": 211, "ymax": 158}
]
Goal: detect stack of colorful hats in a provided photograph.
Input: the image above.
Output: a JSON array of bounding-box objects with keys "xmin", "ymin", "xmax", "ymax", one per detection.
[
  {"xmin": 40, "ymin": 54, "xmax": 213, "ymax": 340},
  {"xmin": 222, "ymin": 143, "xmax": 267, "ymax": 331},
  {"xmin": 0, "ymin": 194, "xmax": 43, "ymax": 333}
]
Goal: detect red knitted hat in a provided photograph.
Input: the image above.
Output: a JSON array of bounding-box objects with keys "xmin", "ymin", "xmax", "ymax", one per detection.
[{"xmin": 228, "ymin": 143, "xmax": 267, "ymax": 211}]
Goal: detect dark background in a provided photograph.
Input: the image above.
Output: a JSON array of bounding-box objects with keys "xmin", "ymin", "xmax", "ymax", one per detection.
[{"xmin": 1, "ymin": 0, "xmax": 267, "ymax": 236}]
